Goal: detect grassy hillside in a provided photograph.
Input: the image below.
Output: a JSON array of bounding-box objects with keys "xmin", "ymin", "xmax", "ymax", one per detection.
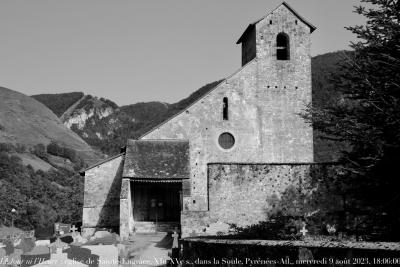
[
  {"xmin": 32, "ymin": 92, "xmax": 84, "ymax": 117},
  {"xmin": 0, "ymin": 87, "xmax": 102, "ymax": 165}
]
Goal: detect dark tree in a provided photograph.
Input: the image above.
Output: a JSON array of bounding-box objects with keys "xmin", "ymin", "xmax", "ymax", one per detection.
[{"xmin": 304, "ymin": 0, "xmax": 400, "ymax": 240}]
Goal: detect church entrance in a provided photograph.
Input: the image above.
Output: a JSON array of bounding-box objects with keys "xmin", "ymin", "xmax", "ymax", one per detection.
[{"xmin": 131, "ymin": 181, "xmax": 182, "ymax": 226}]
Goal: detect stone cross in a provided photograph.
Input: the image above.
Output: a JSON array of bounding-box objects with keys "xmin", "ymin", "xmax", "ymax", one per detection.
[
  {"xmin": 300, "ymin": 225, "xmax": 308, "ymax": 236},
  {"xmin": 172, "ymin": 229, "xmax": 179, "ymax": 249},
  {"xmin": 70, "ymin": 225, "xmax": 78, "ymax": 235}
]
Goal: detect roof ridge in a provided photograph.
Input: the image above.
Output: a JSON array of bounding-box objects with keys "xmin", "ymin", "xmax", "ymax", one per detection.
[{"xmin": 236, "ymin": 2, "xmax": 316, "ymax": 44}]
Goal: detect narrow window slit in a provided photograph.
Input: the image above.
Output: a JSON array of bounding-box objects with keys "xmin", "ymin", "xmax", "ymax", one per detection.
[{"xmin": 223, "ymin": 97, "xmax": 229, "ymax": 120}]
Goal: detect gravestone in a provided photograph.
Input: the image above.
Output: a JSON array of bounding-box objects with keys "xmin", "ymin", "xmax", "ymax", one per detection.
[
  {"xmin": 32, "ymin": 247, "xmax": 88, "ymax": 267},
  {"xmin": 35, "ymin": 240, "xmax": 50, "ymax": 247},
  {"xmin": 70, "ymin": 225, "xmax": 78, "ymax": 235},
  {"xmin": 49, "ymin": 238, "xmax": 68, "ymax": 254},
  {"xmin": 300, "ymin": 225, "xmax": 308, "ymax": 237},
  {"xmin": 26, "ymin": 246, "xmax": 50, "ymax": 255},
  {"xmin": 26, "ymin": 230, "xmax": 35, "ymax": 239},
  {"xmin": 171, "ymin": 230, "xmax": 180, "ymax": 266},
  {"xmin": 50, "ymin": 235, "xmax": 73, "ymax": 244},
  {"xmin": 82, "ymin": 245, "xmax": 118, "ymax": 267},
  {"xmin": 64, "ymin": 246, "xmax": 98, "ymax": 267},
  {"xmin": 54, "ymin": 223, "xmax": 70, "ymax": 235},
  {"xmin": 0, "ymin": 243, "xmax": 7, "ymax": 267},
  {"xmin": 71, "ymin": 234, "xmax": 88, "ymax": 246}
]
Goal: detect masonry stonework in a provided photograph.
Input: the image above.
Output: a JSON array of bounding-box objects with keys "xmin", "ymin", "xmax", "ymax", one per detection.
[
  {"xmin": 82, "ymin": 155, "xmax": 124, "ymax": 237},
  {"xmin": 142, "ymin": 4, "xmax": 313, "ymax": 214},
  {"xmin": 119, "ymin": 179, "xmax": 134, "ymax": 240},
  {"xmin": 180, "ymin": 163, "xmax": 321, "ymax": 237}
]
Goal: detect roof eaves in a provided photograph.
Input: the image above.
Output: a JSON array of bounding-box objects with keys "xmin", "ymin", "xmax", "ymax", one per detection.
[
  {"xmin": 281, "ymin": 2, "xmax": 316, "ymax": 33},
  {"xmin": 236, "ymin": 24, "xmax": 255, "ymax": 44},
  {"xmin": 79, "ymin": 153, "xmax": 125, "ymax": 176}
]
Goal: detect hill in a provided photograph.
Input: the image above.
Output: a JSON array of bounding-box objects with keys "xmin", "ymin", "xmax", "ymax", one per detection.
[
  {"xmin": 0, "ymin": 87, "xmax": 102, "ymax": 165},
  {"xmin": 32, "ymin": 92, "xmax": 84, "ymax": 117}
]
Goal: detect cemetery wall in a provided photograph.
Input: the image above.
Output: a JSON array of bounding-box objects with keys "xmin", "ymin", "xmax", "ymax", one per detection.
[
  {"xmin": 182, "ymin": 238, "xmax": 400, "ymax": 266},
  {"xmin": 82, "ymin": 154, "xmax": 124, "ymax": 237},
  {"xmin": 181, "ymin": 163, "xmax": 335, "ymax": 237}
]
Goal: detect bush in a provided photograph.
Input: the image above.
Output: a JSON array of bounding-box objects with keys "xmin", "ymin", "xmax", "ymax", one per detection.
[
  {"xmin": 47, "ymin": 141, "xmax": 78, "ymax": 163},
  {"xmin": 15, "ymin": 143, "xmax": 26, "ymax": 153},
  {"xmin": 232, "ymin": 214, "xmax": 303, "ymax": 240},
  {"xmin": 32, "ymin": 144, "xmax": 47, "ymax": 159},
  {"xmin": 47, "ymin": 141, "xmax": 62, "ymax": 156},
  {"xmin": 0, "ymin": 143, "xmax": 15, "ymax": 153}
]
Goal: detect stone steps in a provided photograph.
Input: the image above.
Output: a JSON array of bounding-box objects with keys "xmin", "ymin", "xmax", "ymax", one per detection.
[{"xmin": 134, "ymin": 222, "xmax": 180, "ymax": 233}]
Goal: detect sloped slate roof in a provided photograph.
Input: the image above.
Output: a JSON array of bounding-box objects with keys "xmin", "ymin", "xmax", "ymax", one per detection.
[
  {"xmin": 237, "ymin": 2, "xmax": 316, "ymax": 44},
  {"xmin": 123, "ymin": 139, "xmax": 190, "ymax": 179}
]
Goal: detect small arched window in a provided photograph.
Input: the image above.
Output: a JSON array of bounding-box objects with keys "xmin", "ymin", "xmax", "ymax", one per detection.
[
  {"xmin": 276, "ymin": 32, "xmax": 290, "ymax": 60},
  {"xmin": 223, "ymin": 97, "xmax": 228, "ymax": 120}
]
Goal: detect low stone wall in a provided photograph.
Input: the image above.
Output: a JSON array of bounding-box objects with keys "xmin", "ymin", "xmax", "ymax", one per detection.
[{"xmin": 182, "ymin": 238, "xmax": 400, "ymax": 266}]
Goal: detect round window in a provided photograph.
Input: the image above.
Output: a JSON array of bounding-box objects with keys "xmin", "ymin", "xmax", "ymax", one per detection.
[{"xmin": 218, "ymin": 132, "xmax": 235, "ymax": 149}]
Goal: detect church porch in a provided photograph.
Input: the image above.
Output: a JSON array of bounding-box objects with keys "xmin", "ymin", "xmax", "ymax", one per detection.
[
  {"xmin": 131, "ymin": 180, "xmax": 182, "ymax": 233},
  {"xmin": 119, "ymin": 139, "xmax": 190, "ymax": 240}
]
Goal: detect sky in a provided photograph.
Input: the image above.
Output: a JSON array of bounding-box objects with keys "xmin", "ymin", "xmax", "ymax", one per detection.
[{"xmin": 0, "ymin": 0, "xmax": 365, "ymax": 106}]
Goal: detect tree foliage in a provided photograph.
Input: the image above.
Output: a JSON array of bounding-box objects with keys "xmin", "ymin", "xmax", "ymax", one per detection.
[
  {"xmin": 304, "ymin": 0, "xmax": 400, "ymax": 239},
  {"xmin": 0, "ymin": 152, "xmax": 83, "ymax": 230},
  {"xmin": 32, "ymin": 92, "xmax": 84, "ymax": 117}
]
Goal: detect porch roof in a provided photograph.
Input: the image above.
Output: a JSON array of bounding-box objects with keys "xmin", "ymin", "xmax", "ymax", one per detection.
[{"xmin": 123, "ymin": 139, "xmax": 190, "ymax": 179}]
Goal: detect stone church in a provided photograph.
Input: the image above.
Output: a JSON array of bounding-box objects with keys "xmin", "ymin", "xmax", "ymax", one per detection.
[{"xmin": 80, "ymin": 2, "xmax": 318, "ymax": 239}]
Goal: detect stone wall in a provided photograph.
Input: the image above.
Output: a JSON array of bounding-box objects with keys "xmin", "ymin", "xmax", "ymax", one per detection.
[
  {"xmin": 182, "ymin": 238, "xmax": 400, "ymax": 266},
  {"xmin": 179, "ymin": 163, "xmax": 331, "ymax": 237},
  {"xmin": 142, "ymin": 4, "xmax": 313, "ymax": 213},
  {"xmin": 82, "ymin": 154, "xmax": 124, "ymax": 237},
  {"xmin": 119, "ymin": 179, "xmax": 134, "ymax": 240},
  {"xmin": 240, "ymin": 26, "xmax": 256, "ymax": 66}
]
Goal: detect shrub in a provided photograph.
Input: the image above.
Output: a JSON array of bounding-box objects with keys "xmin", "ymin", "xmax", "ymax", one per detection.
[
  {"xmin": 232, "ymin": 214, "xmax": 303, "ymax": 240},
  {"xmin": 32, "ymin": 144, "xmax": 47, "ymax": 159},
  {"xmin": 0, "ymin": 143, "xmax": 15, "ymax": 153},
  {"xmin": 15, "ymin": 143, "xmax": 26, "ymax": 153}
]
